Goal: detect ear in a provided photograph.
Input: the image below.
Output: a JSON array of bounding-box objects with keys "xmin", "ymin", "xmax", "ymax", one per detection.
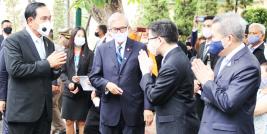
[{"xmin": 27, "ymin": 17, "xmax": 34, "ymax": 24}]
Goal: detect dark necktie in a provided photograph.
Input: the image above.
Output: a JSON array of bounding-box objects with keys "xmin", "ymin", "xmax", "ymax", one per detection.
[{"xmin": 116, "ymin": 45, "xmax": 123, "ymax": 65}]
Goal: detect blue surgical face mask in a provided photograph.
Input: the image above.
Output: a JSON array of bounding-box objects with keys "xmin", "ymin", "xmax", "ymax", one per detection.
[
  {"xmin": 248, "ymin": 35, "xmax": 260, "ymax": 45},
  {"xmin": 208, "ymin": 41, "xmax": 224, "ymax": 55}
]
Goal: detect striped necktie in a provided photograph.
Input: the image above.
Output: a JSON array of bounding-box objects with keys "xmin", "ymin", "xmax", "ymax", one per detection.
[{"xmin": 116, "ymin": 45, "xmax": 123, "ymax": 65}]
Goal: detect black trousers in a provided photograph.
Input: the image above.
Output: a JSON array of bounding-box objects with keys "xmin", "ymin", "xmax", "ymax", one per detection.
[
  {"xmin": 100, "ymin": 114, "xmax": 144, "ymax": 134},
  {"xmin": 8, "ymin": 107, "xmax": 51, "ymax": 134}
]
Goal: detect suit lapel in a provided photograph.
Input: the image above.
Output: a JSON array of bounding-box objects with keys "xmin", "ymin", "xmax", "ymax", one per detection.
[
  {"xmin": 216, "ymin": 46, "xmax": 248, "ymax": 80},
  {"xmin": 22, "ymin": 29, "xmax": 41, "ymax": 60},
  {"xmin": 109, "ymin": 40, "xmax": 120, "ymax": 71},
  {"xmin": 119, "ymin": 39, "xmax": 133, "ymax": 73}
]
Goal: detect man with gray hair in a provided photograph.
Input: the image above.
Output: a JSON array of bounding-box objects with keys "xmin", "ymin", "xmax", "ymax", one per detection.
[
  {"xmin": 248, "ymin": 23, "xmax": 267, "ymax": 64},
  {"xmin": 89, "ymin": 12, "xmax": 154, "ymax": 134},
  {"xmin": 192, "ymin": 13, "xmax": 261, "ymax": 134}
]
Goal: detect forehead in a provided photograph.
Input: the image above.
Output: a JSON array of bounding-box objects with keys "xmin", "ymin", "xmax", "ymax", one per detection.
[
  {"xmin": 249, "ymin": 25, "xmax": 261, "ymax": 32},
  {"xmin": 211, "ymin": 22, "xmax": 224, "ymax": 39},
  {"xmin": 35, "ymin": 6, "xmax": 51, "ymax": 17},
  {"xmin": 2, "ymin": 22, "xmax": 12, "ymax": 26},
  {"xmin": 76, "ymin": 30, "xmax": 85, "ymax": 36},
  {"xmin": 203, "ymin": 19, "xmax": 213, "ymax": 25},
  {"xmin": 110, "ymin": 19, "xmax": 127, "ymax": 28}
]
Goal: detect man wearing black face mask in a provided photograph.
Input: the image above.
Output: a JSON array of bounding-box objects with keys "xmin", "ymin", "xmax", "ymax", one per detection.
[
  {"xmin": 0, "ymin": 20, "xmax": 12, "ymax": 48},
  {"xmin": 93, "ymin": 25, "xmax": 107, "ymax": 52}
]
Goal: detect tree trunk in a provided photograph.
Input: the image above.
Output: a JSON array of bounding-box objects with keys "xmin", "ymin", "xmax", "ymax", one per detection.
[{"xmin": 89, "ymin": 0, "xmax": 123, "ymax": 25}]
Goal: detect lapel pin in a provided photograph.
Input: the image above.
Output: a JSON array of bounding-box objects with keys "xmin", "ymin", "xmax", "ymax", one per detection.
[{"xmin": 127, "ymin": 48, "xmax": 130, "ymax": 51}]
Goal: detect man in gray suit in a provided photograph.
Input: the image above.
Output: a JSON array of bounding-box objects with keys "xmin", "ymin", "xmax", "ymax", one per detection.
[
  {"xmin": 192, "ymin": 13, "xmax": 261, "ymax": 134},
  {"xmin": 3, "ymin": 2, "xmax": 66, "ymax": 134}
]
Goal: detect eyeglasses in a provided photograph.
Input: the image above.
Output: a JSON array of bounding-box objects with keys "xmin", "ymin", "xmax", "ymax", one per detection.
[
  {"xmin": 109, "ymin": 26, "xmax": 128, "ymax": 33},
  {"xmin": 148, "ymin": 36, "xmax": 158, "ymax": 41}
]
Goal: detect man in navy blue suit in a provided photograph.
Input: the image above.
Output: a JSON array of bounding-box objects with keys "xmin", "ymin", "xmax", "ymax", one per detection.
[
  {"xmin": 192, "ymin": 13, "xmax": 261, "ymax": 134},
  {"xmin": 89, "ymin": 12, "xmax": 154, "ymax": 134}
]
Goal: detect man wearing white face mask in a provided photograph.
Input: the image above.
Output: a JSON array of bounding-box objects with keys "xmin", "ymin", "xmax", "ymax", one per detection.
[
  {"xmin": 90, "ymin": 12, "xmax": 154, "ymax": 134},
  {"xmin": 2, "ymin": 2, "xmax": 67, "ymax": 134},
  {"xmin": 195, "ymin": 16, "xmax": 219, "ymax": 70},
  {"xmin": 247, "ymin": 23, "xmax": 267, "ymax": 64}
]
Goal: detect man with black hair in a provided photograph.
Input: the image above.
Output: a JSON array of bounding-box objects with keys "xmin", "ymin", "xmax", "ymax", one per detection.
[
  {"xmin": 94, "ymin": 24, "xmax": 107, "ymax": 51},
  {"xmin": 138, "ymin": 19, "xmax": 199, "ymax": 134},
  {"xmin": 0, "ymin": 20, "xmax": 12, "ymax": 47},
  {"xmin": 3, "ymin": 2, "xmax": 67, "ymax": 134}
]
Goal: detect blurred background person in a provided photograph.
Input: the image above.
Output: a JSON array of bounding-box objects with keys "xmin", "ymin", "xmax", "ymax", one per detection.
[
  {"xmin": 47, "ymin": 29, "xmax": 67, "ymax": 134},
  {"xmin": 254, "ymin": 63, "xmax": 267, "ymax": 134},
  {"xmin": 93, "ymin": 24, "xmax": 107, "ymax": 52},
  {"xmin": 0, "ymin": 20, "xmax": 12, "ymax": 46},
  {"xmin": 60, "ymin": 27, "xmax": 94, "ymax": 134},
  {"xmin": 248, "ymin": 23, "xmax": 267, "ymax": 64}
]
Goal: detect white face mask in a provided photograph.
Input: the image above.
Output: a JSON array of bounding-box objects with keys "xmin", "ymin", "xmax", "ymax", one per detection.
[
  {"xmin": 202, "ymin": 28, "xmax": 212, "ymax": 38},
  {"xmin": 113, "ymin": 31, "xmax": 128, "ymax": 43},
  {"xmin": 37, "ymin": 21, "xmax": 52, "ymax": 37},
  {"xmin": 74, "ymin": 36, "xmax": 85, "ymax": 47}
]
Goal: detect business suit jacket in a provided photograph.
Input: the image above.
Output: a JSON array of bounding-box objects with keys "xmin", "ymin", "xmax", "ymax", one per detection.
[
  {"xmin": 252, "ymin": 42, "xmax": 267, "ymax": 64},
  {"xmin": 198, "ymin": 46, "xmax": 260, "ymax": 134},
  {"xmin": 60, "ymin": 45, "xmax": 94, "ymax": 98},
  {"xmin": 197, "ymin": 42, "xmax": 219, "ymax": 70},
  {"xmin": 140, "ymin": 47, "xmax": 199, "ymax": 134},
  {"xmin": 89, "ymin": 38, "xmax": 153, "ymax": 127},
  {"xmin": 0, "ymin": 45, "xmax": 8, "ymax": 101},
  {"xmin": 3, "ymin": 29, "xmax": 60, "ymax": 122},
  {"xmin": 0, "ymin": 35, "xmax": 4, "ymax": 47}
]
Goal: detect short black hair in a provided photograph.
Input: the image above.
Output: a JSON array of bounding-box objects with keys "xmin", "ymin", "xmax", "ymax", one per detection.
[
  {"xmin": 98, "ymin": 25, "xmax": 107, "ymax": 34},
  {"xmin": 1, "ymin": 20, "xmax": 11, "ymax": 25},
  {"xmin": 204, "ymin": 16, "xmax": 215, "ymax": 21},
  {"xmin": 148, "ymin": 19, "xmax": 178, "ymax": 44},
  {"xmin": 24, "ymin": 2, "xmax": 46, "ymax": 23}
]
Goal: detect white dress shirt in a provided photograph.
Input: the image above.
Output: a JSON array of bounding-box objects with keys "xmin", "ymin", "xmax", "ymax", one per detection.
[
  {"xmin": 218, "ymin": 43, "xmax": 245, "ymax": 75},
  {"xmin": 26, "ymin": 26, "xmax": 46, "ymax": 59},
  {"xmin": 115, "ymin": 39, "xmax": 126, "ymax": 58}
]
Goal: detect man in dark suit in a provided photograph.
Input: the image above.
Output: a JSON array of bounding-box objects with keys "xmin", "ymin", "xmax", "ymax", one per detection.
[
  {"xmin": 247, "ymin": 23, "xmax": 267, "ymax": 64},
  {"xmin": 89, "ymin": 12, "xmax": 153, "ymax": 134},
  {"xmin": 138, "ymin": 20, "xmax": 199, "ymax": 134},
  {"xmin": 3, "ymin": 2, "xmax": 67, "ymax": 134},
  {"xmin": 0, "ymin": 20, "xmax": 12, "ymax": 47},
  {"xmin": 194, "ymin": 16, "xmax": 219, "ymax": 121},
  {"xmin": 0, "ymin": 41, "xmax": 8, "ymax": 134},
  {"xmin": 192, "ymin": 13, "xmax": 261, "ymax": 134}
]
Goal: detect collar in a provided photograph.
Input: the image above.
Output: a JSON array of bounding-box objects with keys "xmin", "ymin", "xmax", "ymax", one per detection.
[
  {"xmin": 225, "ymin": 43, "xmax": 245, "ymax": 62},
  {"xmin": 3, "ymin": 33, "xmax": 8, "ymax": 39},
  {"xmin": 162, "ymin": 45, "xmax": 178, "ymax": 63},
  {"xmin": 251, "ymin": 41, "xmax": 264, "ymax": 49},
  {"xmin": 115, "ymin": 39, "xmax": 127, "ymax": 50},
  {"xmin": 26, "ymin": 25, "xmax": 43, "ymax": 42}
]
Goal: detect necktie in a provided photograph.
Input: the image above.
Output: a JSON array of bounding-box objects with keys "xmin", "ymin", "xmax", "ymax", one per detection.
[{"xmin": 116, "ymin": 45, "xmax": 123, "ymax": 65}]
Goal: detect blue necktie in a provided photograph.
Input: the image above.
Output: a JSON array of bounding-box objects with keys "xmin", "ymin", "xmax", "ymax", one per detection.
[{"xmin": 116, "ymin": 45, "xmax": 123, "ymax": 65}]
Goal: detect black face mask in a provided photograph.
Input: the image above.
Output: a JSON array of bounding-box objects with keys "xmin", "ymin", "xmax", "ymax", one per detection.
[
  {"xmin": 95, "ymin": 32, "xmax": 99, "ymax": 37},
  {"xmin": 3, "ymin": 27, "xmax": 12, "ymax": 34}
]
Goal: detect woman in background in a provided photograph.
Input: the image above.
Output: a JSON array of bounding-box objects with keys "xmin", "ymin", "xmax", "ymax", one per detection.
[{"xmin": 61, "ymin": 27, "xmax": 94, "ymax": 134}]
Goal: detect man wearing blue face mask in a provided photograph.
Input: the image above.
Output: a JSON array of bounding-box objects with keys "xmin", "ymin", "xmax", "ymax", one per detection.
[
  {"xmin": 248, "ymin": 23, "xmax": 267, "ymax": 64},
  {"xmin": 192, "ymin": 13, "xmax": 261, "ymax": 134}
]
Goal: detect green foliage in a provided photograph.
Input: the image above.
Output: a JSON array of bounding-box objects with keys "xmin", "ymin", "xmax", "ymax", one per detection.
[
  {"xmin": 137, "ymin": 0, "xmax": 170, "ymax": 27},
  {"xmin": 174, "ymin": 0, "xmax": 197, "ymax": 36},
  {"xmin": 3, "ymin": 0, "xmax": 21, "ymax": 32},
  {"xmin": 196, "ymin": 0, "xmax": 217, "ymax": 16},
  {"xmin": 242, "ymin": 7, "xmax": 267, "ymax": 34},
  {"xmin": 53, "ymin": 0, "xmax": 67, "ymax": 41}
]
